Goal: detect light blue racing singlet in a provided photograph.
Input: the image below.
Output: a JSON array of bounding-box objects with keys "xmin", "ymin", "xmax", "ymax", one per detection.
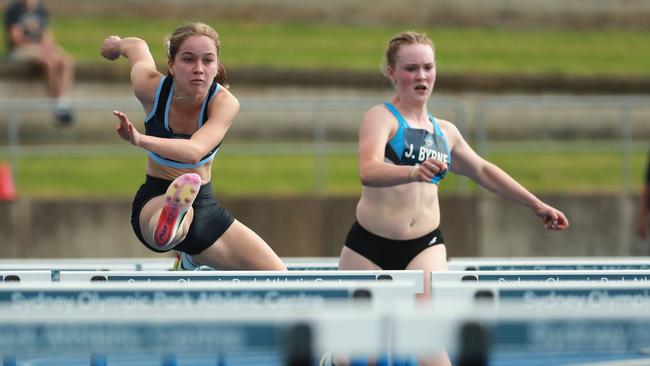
[{"xmin": 383, "ymin": 102, "xmax": 451, "ymax": 184}]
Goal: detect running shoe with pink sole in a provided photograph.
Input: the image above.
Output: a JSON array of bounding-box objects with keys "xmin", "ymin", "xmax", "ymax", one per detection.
[
  {"xmin": 173, "ymin": 251, "xmax": 201, "ymax": 271},
  {"xmin": 154, "ymin": 173, "xmax": 202, "ymax": 247}
]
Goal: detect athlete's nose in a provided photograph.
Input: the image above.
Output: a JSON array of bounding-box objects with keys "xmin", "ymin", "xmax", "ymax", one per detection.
[
  {"xmin": 415, "ymin": 68, "xmax": 426, "ymax": 80},
  {"xmin": 193, "ymin": 61, "xmax": 204, "ymax": 74}
]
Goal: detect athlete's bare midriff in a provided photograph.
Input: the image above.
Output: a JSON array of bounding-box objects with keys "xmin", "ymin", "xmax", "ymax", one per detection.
[
  {"xmin": 356, "ymin": 181, "xmax": 440, "ymax": 240},
  {"xmin": 147, "ymin": 158, "xmax": 213, "ymax": 184}
]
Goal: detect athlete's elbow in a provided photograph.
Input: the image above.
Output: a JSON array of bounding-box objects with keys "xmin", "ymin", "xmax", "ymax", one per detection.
[
  {"xmin": 182, "ymin": 148, "xmax": 204, "ymax": 165},
  {"xmin": 359, "ymin": 170, "xmax": 372, "ymax": 186},
  {"xmin": 361, "ymin": 165, "xmax": 389, "ymax": 186},
  {"xmin": 185, "ymin": 157, "xmax": 201, "ymax": 165},
  {"xmin": 359, "ymin": 171, "xmax": 381, "ymax": 187}
]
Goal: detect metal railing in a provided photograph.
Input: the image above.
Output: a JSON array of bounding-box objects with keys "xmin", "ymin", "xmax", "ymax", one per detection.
[
  {"xmin": 474, "ymin": 95, "xmax": 649, "ymax": 191},
  {"xmin": 0, "ymin": 96, "xmax": 468, "ymax": 193},
  {"xmin": 2, "ymin": 94, "xmax": 648, "ymax": 192}
]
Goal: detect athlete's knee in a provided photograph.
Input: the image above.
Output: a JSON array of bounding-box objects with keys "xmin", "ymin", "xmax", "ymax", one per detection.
[{"xmin": 270, "ymin": 259, "xmax": 288, "ymax": 271}]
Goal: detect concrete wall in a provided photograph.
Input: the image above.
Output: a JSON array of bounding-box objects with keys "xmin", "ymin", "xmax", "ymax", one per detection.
[{"xmin": 1, "ymin": 193, "xmax": 646, "ymax": 259}]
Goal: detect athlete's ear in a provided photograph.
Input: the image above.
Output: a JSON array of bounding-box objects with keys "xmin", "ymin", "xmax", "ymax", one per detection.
[
  {"xmin": 167, "ymin": 60, "xmax": 175, "ymax": 78},
  {"xmin": 386, "ymin": 66, "xmax": 395, "ymax": 83}
]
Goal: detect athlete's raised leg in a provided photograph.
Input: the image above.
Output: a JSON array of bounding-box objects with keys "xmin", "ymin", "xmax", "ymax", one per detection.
[
  {"xmin": 192, "ymin": 219, "xmax": 287, "ymax": 271},
  {"xmin": 139, "ymin": 173, "xmax": 202, "ymax": 251}
]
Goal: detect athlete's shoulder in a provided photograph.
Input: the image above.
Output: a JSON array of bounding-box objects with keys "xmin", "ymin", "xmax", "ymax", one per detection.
[
  {"xmin": 364, "ymin": 103, "xmax": 394, "ymax": 121},
  {"xmin": 360, "ymin": 104, "xmax": 398, "ymax": 139},
  {"xmin": 208, "ymin": 84, "xmax": 239, "ymax": 116},
  {"xmin": 213, "ymin": 84, "xmax": 238, "ymax": 103},
  {"xmin": 434, "ymin": 117, "xmax": 459, "ymax": 133},
  {"xmin": 434, "ymin": 117, "xmax": 465, "ymax": 148},
  {"xmin": 131, "ymin": 74, "xmax": 164, "ymax": 115}
]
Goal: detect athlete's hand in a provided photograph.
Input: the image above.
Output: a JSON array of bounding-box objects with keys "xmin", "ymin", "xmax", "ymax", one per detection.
[
  {"xmin": 410, "ymin": 158, "xmax": 447, "ymax": 182},
  {"xmin": 100, "ymin": 36, "xmax": 122, "ymax": 61},
  {"xmin": 534, "ymin": 204, "xmax": 570, "ymax": 231},
  {"xmin": 113, "ymin": 110, "xmax": 141, "ymax": 146}
]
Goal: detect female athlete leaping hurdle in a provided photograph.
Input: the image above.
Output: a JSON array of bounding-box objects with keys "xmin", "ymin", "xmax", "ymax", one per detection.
[{"xmin": 100, "ymin": 22, "xmax": 286, "ymax": 271}]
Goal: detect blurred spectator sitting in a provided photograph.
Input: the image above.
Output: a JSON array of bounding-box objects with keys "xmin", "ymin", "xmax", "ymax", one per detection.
[{"xmin": 4, "ymin": 0, "xmax": 75, "ymax": 125}]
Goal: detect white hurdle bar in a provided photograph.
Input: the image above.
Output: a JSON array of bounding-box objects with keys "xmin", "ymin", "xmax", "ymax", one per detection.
[
  {"xmin": 432, "ymin": 269, "xmax": 650, "ymax": 284},
  {"xmin": 394, "ymin": 304, "xmax": 650, "ymax": 365},
  {"xmin": 0, "ymin": 306, "xmax": 381, "ymax": 365},
  {"xmin": 0, "ymin": 281, "xmax": 416, "ymax": 312},
  {"xmin": 0, "ymin": 303, "xmax": 489, "ymax": 366},
  {"xmin": 5, "ymin": 256, "xmax": 650, "ymax": 272},
  {"xmin": 2, "ymin": 292, "xmax": 649, "ymax": 365},
  {"xmin": 448, "ymin": 257, "xmax": 650, "ymax": 271},
  {"xmin": 430, "ymin": 281, "xmax": 650, "ymax": 312},
  {"xmin": 58, "ymin": 270, "xmax": 423, "ymax": 294}
]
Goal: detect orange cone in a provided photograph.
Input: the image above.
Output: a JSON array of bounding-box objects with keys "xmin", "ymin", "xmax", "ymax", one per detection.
[{"xmin": 0, "ymin": 162, "xmax": 17, "ymax": 201}]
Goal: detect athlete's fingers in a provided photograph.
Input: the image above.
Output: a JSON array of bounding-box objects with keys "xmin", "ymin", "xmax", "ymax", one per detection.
[
  {"xmin": 101, "ymin": 36, "xmax": 122, "ymax": 60},
  {"xmin": 544, "ymin": 218, "xmax": 557, "ymax": 230},
  {"xmin": 420, "ymin": 161, "xmax": 434, "ymax": 175},
  {"xmin": 114, "ymin": 111, "xmax": 132, "ymax": 141},
  {"xmin": 424, "ymin": 159, "xmax": 448, "ymax": 174},
  {"xmin": 113, "ymin": 111, "xmax": 124, "ymax": 126},
  {"xmin": 554, "ymin": 212, "xmax": 570, "ymax": 229},
  {"xmin": 413, "ymin": 160, "xmax": 448, "ymax": 182},
  {"xmin": 544, "ymin": 210, "xmax": 569, "ymax": 230},
  {"xmin": 431, "ymin": 159, "xmax": 448, "ymax": 173},
  {"xmin": 113, "ymin": 110, "xmax": 129, "ymax": 124},
  {"xmin": 424, "ymin": 158, "xmax": 443, "ymax": 167},
  {"xmin": 418, "ymin": 165, "xmax": 435, "ymax": 180},
  {"xmin": 115, "ymin": 111, "xmax": 134, "ymax": 135}
]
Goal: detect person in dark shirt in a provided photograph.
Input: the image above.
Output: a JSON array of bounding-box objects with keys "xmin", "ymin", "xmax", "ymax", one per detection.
[{"xmin": 4, "ymin": 0, "xmax": 75, "ymax": 125}]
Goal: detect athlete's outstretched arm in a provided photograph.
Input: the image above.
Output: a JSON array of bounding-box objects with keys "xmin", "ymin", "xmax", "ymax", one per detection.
[
  {"xmin": 100, "ymin": 36, "xmax": 160, "ymax": 109},
  {"xmin": 446, "ymin": 121, "xmax": 569, "ymax": 230}
]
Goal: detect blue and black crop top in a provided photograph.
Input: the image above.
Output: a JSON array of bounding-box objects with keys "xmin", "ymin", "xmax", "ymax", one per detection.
[
  {"xmin": 383, "ymin": 102, "xmax": 451, "ymax": 184},
  {"xmin": 144, "ymin": 76, "xmax": 221, "ymax": 169}
]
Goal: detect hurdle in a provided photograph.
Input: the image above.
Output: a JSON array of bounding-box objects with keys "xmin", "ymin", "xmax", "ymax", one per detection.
[
  {"xmin": 431, "ymin": 269, "xmax": 650, "ymax": 284},
  {"xmin": 57, "ymin": 270, "xmax": 423, "ymax": 294},
  {"xmin": 430, "ymin": 281, "xmax": 650, "ymax": 312},
  {"xmin": 0, "ymin": 262, "xmax": 139, "ymax": 281},
  {"xmin": 0, "ymin": 306, "xmax": 357, "ymax": 366},
  {"xmin": 2, "ymin": 280, "xmax": 649, "ymax": 365},
  {"xmin": 0, "ymin": 281, "xmax": 417, "ymax": 313},
  {"xmin": 394, "ymin": 304, "xmax": 650, "ymax": 366},
  {"xmin": 0, "ymin": 301, "xmax": 499, "ymax": 366},
  {"xmin": 448, "ymin": 257, "xmax": 650, "ymax": 271}
]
